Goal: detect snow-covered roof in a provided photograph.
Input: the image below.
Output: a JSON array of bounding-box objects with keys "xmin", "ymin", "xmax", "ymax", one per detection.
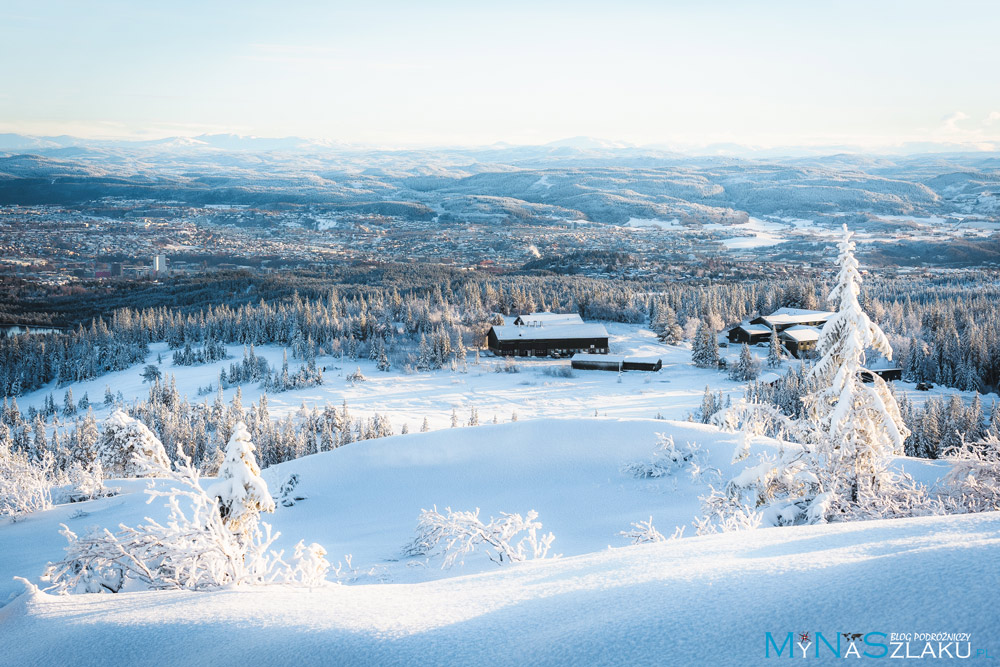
[
  {"xmin": 758, "ymin": 308, "xmax": 834, "ymax": 327},
  {"xmin": 571, "ymin": 353, "xmax": 662, "ymax": 364},
  {"xmin": 491, "ymin": 322, "xmax": 609, "ymax": 342},
  {"xmin": 511, "ymin": 312, "xmax": 585, "ymax": 327},
  {"xmin": 778, "ymin": 325, "xmax": 821, "ymax": 342},
  {"xmin": 733, "ymin": 322, "xmax": 771, "ymax": 334}
]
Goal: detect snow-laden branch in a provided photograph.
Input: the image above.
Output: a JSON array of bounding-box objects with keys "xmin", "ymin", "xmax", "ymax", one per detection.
[{"xmin": 404, "ymin": 505, "xmax": 557, "ymax": 568}]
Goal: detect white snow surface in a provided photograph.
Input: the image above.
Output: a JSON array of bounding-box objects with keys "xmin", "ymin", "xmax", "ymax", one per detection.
[
  {"xmin": 3, "ymin": 503, "xmax": 997, "ymax": 665},
  {"xmin": 3, "ymin": 416, "xmax": 994, "ymax": 666}
]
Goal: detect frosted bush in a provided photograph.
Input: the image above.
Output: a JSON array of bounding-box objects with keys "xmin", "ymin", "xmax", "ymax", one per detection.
[
  {"xmin": 623, "ymin": 433, "xmax": 702, "ymax": 479},
  {"xmin": 53, "ymin": 461, "xmax": 111, "ymax": 505},
  {"xmin": 0, "ymin": 448, "xmax": 53, "ymax": 519},
  {"xmin": 939, "ymin": 434, "xmax": 1000, "ymax": 513},
  {"xmin": 404, "ymin": 505, "xmax": 556, "ymax": 568},
  {"xmin": 288, "ymin": 541, "xmax": 331, "ymax": 588},
  {"xmin": 711, "ymin": 398, "xmax": 802, "ymax": 442},
  {"xmin": 695, "ymin": 490, "xmax": 764, "ymax": 535},
  {"xmin": 98, "ymin": 410, "xmax": 171, "ymax": 478},
  {"xmin": 42, "ymin": 434, "xmax": 328, "ymax": 594},
  {"xmin": 494, "ymin": 357, "xmax": 520, "ymax": 374},
  {"xmin": 620, "ymin": 516, "xmax": 666, "ymax": 544}
]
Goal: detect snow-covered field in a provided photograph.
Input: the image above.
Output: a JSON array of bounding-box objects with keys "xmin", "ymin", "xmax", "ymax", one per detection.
[
  {"xmin": 13, "ymin": 325, "xmax": 758, "ymax": 434},
  {"xmin": 1, "ymin": 417, "xmax": 997, "ymax": 665}
]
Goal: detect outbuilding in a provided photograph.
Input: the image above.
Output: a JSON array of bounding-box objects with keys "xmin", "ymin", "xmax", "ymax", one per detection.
[{"xmin": 571, "ymin": 353, "xmax": 662, "ymax": 372}]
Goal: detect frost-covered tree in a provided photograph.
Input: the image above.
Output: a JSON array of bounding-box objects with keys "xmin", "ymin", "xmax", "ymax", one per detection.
[
  {"xmin": 416, "ymin": 334, "xmax": 432, "ymax": 372},
  {"xmin": 206, "ymin": 423, "xmax": 276, "ymax": 537},
  {"xmin": 43, "ymin": 440, "xmax": 325, "ymax": 594},
  {"xmin": 0, "ymin": 444, "xmax": 53, "ymax": 518},
  {"xmin": 729, "ymin": 344, "xmax": 760, "ymax": 381},
  {"xmin": 140, "ymin": 364, "xmax": 162, "ymax": 384},
  {"xmin": 767, "ymin": 328, "xmax": 784, "ymax": 368},
  {"xmin": 62, "ymin": 388, "xmax": 77, "ymax": 416},
  {"xmin": 696, "ymin": 385, "xmax": 724, "ymax": 424},
  {"xmin": 656, "ymin": 306, "xmax": 683, "ymax": 345},
  {"xmin": 376, "ymin": 340, "xmax": 391, "ymax": 372},
  {"xmin": 691, "ymin": 321, "xmax": 720, "ymax": 368},
  {"xmin": 98, "ymin": 410, "xmax": 171, "ymax": 478},
  {"xmin": 804, "ymin": 225, "xmax": 909, "ymax": 506}
]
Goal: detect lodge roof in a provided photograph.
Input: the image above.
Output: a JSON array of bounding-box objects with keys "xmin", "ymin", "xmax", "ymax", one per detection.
[
  {"xmin": 509, "ymin": 312, "xmax": 585, "ymax": 327},
  {"xmin": 756, "ymin": 307, "xmax": 835, "ymax": 328},
  {"xmin": 491, "ymin": 322, "xmax": 609, "ymax": 342},
  {"xmin": 778, "ymin": 325, "xmax": 821, "ymax": 343}
]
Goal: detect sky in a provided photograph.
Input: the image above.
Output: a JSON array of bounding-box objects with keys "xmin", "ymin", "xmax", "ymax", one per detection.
[{"xmin": 1, "ymin": 0, "xmax": 999, "ymax": 150}]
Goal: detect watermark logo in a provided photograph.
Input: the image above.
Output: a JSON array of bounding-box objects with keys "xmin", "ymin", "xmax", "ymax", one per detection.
[{"xmin": 765, "ymin": 631, "xmax": 991, "ymax": 659}]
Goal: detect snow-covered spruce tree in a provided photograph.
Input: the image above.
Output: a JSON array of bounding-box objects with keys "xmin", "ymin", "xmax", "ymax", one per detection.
[
  {"xmin": 98, "ymin": 410, "xmax": 171, "ymax": 478},
  {"xmin": 706, "ymin": 227, "xmax": 933, "ymax": 529},
  {"xmin": 803, "ymin": 225, "xmax": 910, "ymax": 510},
  {"xmin": 376, "ymin": 340, "xmax": 391, "ymax": 372},
  {"xmin": 767, "ymin": 328, "xmax": 784, "ymax": 368},
  {"xmin": 729, "ymin": 344, "xmax": 760, "ymax": 381},
  {"xmin": 691, "ymin": 321, "xmax": 720, "ymax": 368},
  {"xmin": 206, "ymin": 422, "xmax": 276, "ymax": 538},
  {"xmin": 696, "ymin": 385, "xmax": 723, "ymax": 424},
  {"xmin": 656, "ymin": 305, "xmax": 684, "ymax": 345}
]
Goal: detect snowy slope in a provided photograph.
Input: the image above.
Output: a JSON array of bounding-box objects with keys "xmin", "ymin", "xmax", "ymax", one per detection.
[
  {"xmin": 3, "ymin": 510, "xmax": 998, "ymax": 666},
  {"xmin": 0, "ymin": 418, "xmax": 747, "ymax": 603}
]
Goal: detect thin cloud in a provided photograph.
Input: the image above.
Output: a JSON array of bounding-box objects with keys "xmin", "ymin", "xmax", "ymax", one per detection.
[{"xmin": 941, "ymin": 111, "xmax": 970, "ymax": 132}]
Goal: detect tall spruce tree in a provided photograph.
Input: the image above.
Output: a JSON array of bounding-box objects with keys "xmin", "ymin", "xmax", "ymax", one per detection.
[{"xmin": 805, "ymin": 225, "xmax": 909, "ymax": 505}]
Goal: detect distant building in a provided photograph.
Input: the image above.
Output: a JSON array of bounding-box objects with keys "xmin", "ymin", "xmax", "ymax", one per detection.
[
  {"xmin": 487, "ymin": 311, "xmax": 609, "ymax": 357},
  {"xmin": 727, "ymin": 307, "xmax": 834, "ymax": 350},
  {"xmin": 860, "ymin": 368, "xmax": 903, "ymax": 383},
  {"xmin": 571, "ymin": 354, "xmax": 662, "ymax": 372},
  {"xmin": 778, "ymin": 325, "xmax": 821, "ymax": 358},
  {"xmin": 153, "ymin": 254, "xmax": 167, "ymax": 275}
]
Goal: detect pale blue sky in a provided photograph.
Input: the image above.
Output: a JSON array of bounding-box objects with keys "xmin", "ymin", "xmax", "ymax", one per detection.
[{"xmin": 1, "ymin": 0, "xmax": 998, "ymax": 148}]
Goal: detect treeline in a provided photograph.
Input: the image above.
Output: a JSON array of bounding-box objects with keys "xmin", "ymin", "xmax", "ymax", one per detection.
[
  {"xmin": 0, "ymin": 378, "xmax": 394, "ymax": 475},
  {"xmin": 2, "ymin": 272, "xmax": 1000, "ymax": 398}
]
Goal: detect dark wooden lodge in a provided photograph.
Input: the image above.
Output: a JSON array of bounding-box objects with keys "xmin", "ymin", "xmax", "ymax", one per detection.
[{"xmin": 487, "ymin": 314, "xmax": 609, "ymax": 358}]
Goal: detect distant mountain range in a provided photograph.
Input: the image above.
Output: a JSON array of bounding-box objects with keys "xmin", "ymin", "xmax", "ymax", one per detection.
[
  {"xmin": 0, "ymin": 133, "xmax": 997, "ymax": 232},
  {"xmin": 1, "ymin": 132, "xmax": 997, "ymax": 158}
]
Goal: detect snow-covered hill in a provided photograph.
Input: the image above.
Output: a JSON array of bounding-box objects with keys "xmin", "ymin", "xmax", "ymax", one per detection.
[{"xmin": 4, "ymin": 416, "xmax": 993, "ymax": 665}]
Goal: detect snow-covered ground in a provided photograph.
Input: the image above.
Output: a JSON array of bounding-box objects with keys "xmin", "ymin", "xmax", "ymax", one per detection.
[
  {"xmin": 4, "ymin": 323, "xmax": 998, "ymax": 664},
  {"xmin": 14, "ymin": 325, "xmax": 760, "ymax": 434},
  {"xmin": 0, "ymin": 417, "xmax": 996, "ymax": 665}
]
